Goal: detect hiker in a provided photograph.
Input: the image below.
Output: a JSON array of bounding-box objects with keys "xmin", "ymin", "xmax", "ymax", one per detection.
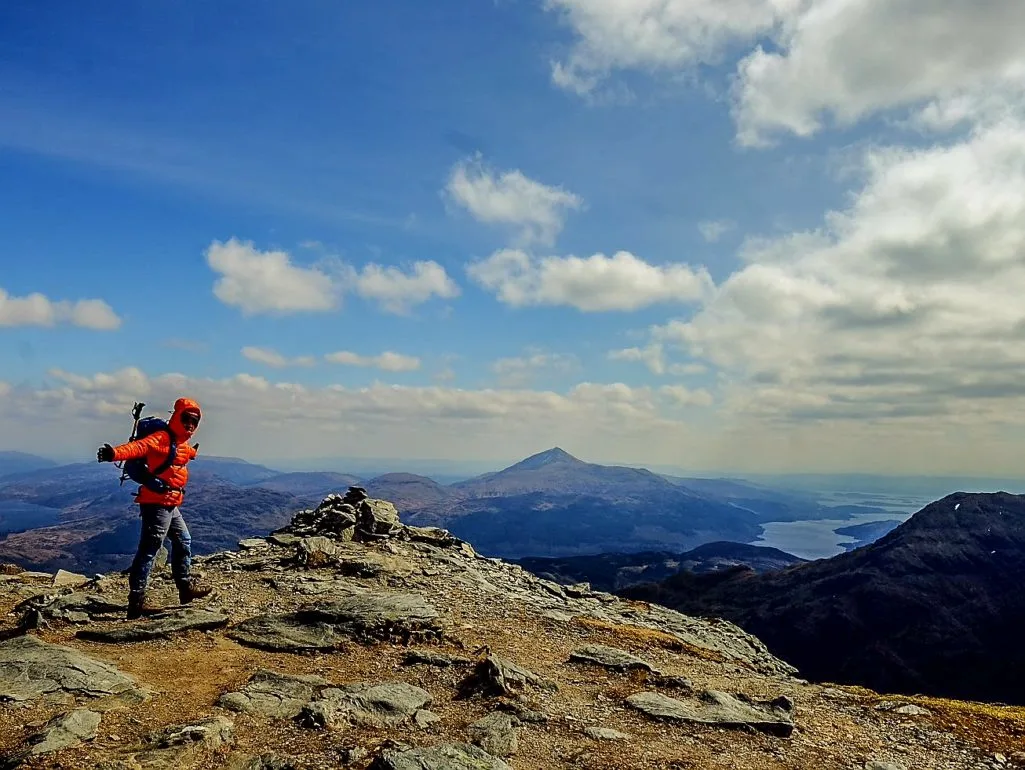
[{"xmin": 96, "ymin": 397, "xmax": 212, "ymax": 619}]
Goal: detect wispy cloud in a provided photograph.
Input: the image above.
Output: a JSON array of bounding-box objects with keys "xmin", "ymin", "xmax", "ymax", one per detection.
[
  {"xmin": 242, "ymin": 346, "xmax": 316, "ymax": 368},
  {"xmin": 325, "ymin": 350, "xmax": 422, "ymax": 372}
]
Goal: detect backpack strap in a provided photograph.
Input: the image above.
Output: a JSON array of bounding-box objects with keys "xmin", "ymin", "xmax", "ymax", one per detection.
[{"xmin": 149, "ymin": 428, "xmax": 178, "ymax": 477}]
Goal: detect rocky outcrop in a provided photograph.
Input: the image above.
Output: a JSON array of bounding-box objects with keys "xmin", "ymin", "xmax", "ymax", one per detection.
[{"xmin": 0, "ymin": 491, "xmax": 1017, "ymax": 770}]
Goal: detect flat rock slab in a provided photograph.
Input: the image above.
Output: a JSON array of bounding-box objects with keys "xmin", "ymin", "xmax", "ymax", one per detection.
[
  {"xmin": 626, "ymin": 690, "xmax": 794, "ymax": 737},
  {"xmin": 299, "ymin": 682, "xmax": 433, "ymax": 729},
  {"xmin": 369, "ymin": 742, "xmax": 512, "ymax": 770},
  {"xmin": 404, "ymin": 651, "xmax": 472, "ymax": 668},
  {"xmin": 0, "ymin": 635, "xmax": 143, "ymax": 704},
  {"xmin": 297, "ymin": 592, "xmax": 443, "ymax": 644},
  {"xmin": 76, "ymin": 609, "xmax": 229, "ymax": 643},
  {"xmin": 18, "ymin": 592, "xmax": 126, "ymax": 624},
  {"xmin": 219, "ymin": 670, "xmax": 331, "ymax": 719},
  {"xmin": 227, "ymin": 614, "xmax": 343, "ymax": 653},
  {"xmin": 1, "ymin": 708, "xmax": 100, "ymax": 767},
  {"xmin": 568, "ymin": 645, "xmax": 655, "ymax": 673}
]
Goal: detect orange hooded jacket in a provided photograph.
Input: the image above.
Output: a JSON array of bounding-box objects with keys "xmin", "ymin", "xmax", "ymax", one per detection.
[{"xmin": 112, "ymin": 398, "xmax": 201, "ymax": 507}]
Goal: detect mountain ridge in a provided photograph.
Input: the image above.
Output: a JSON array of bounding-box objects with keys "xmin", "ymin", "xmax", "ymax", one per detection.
[{"xmin": 621, "ymin": 491, "xmax": 1025, "ymax": 706}]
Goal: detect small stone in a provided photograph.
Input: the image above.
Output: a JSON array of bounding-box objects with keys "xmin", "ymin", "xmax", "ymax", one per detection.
[
  {"xmin": 414, "ymin": 709, "xmax": 442, "ymax": 729},
  {"xmin": 584, "ymin": 726, "xmax": 630, "ymax": 742},
  {"xmin": 864, "ymin": 762, "xmax": 906, "ymax": 770},
  {"xmin": 468, "ymin": 712, "xmax": 519, "ymax": 757},
  {"xmin": 52, "ymin": 570, "xmax": 90, "ymax": 588},
  {"xmin": 238, "ymin": 538, "xmax": 270, "ymax": 550}
]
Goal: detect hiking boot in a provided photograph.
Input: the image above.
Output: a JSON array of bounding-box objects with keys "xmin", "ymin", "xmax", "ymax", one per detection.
[
  {"xmin": 177, "ymin": 579, "xmax": 213, "ymax": 605},
  {"xmin": 126, "ymin": 590, "xmax": 159, "ymax": 620}
]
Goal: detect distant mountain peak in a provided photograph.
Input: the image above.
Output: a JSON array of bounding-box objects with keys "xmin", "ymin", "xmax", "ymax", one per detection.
[{"xmin": 507, "ymin": 447, "xmax": 583, "ymax": 471}]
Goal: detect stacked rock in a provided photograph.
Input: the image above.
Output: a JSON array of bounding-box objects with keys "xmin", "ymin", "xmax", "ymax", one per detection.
[{"xmin": 279, "ymin": 487, "xmax": 403, "ymax": 543}]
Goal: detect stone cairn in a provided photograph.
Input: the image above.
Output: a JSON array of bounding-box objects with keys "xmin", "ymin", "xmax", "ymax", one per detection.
[{"xmin": 280, "ymin": 486, "xmax": 403, "ymax": 543}]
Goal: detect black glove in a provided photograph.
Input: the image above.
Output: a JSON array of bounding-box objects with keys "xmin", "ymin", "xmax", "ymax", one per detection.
[{"xmin": 96, "ymin": 444, "xmax": 115, "ymax": 463}]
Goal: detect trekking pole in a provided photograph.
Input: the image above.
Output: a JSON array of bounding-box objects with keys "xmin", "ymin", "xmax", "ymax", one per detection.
[{"xmin": 117, "ymin": 402, "xmax": 146, "ymax": 486}]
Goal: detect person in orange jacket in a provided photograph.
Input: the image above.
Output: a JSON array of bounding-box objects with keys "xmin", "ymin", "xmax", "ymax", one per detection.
[{"xmin": 97, "ymin": 397, "xmax": 212, "ymax": 619}]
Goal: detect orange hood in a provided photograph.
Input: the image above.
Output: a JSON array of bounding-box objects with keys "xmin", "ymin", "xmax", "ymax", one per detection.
[{"xmin": 168, "ymin": 397, "xmax": 202, "ymax": 441}]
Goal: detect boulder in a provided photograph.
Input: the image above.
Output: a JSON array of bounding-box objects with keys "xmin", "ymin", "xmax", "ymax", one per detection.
[
  {"xmin": 459, "ymin": 654, "xmax": 554, "ymax": 698},
  {"xmin": 295, "ymin": 536, "xmax": 339, "ymax": 568}
]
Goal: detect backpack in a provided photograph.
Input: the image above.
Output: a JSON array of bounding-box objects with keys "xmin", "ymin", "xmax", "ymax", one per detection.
[{"xmin": 121, "ymin": 416, "xmax": 178, "ymax": 493}]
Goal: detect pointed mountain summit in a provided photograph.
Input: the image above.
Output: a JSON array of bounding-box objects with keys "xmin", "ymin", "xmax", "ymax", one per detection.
[
  {"xmin": 504, "ymin": 447, "xmax": 584, "ymax": 472},
  {"xmin": 452, "ymin": 448, "xmax": 673, "ymax": 498}
]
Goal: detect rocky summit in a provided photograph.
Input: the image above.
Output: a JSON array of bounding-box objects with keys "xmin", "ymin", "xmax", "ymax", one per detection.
[{"xmin": 0, "ymin": 489, "xmax": 1020, "ymax": 769}]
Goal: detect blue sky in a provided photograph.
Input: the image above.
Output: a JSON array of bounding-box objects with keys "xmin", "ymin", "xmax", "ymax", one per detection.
[{"xmin": 2, "ymin": 1, "xmax": 1024, "ymax": 475}]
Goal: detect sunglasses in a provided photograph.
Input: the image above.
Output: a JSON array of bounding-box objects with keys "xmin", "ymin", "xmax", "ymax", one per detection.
[{"xmin": 181, "ymin": 413, "xmax": 201, "ymax": 428}]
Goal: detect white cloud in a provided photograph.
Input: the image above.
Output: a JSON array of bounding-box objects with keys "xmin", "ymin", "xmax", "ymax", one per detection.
[
  {"xmin": 653, "ymin": 120, "xmax": 1025, "ymax": 429},
  {"xmin": 698, "ymin": 219, "xmax": 735, "ymax": 243},
  {"xmin": 445, "ymin": 154, "xmax": 583, "ymax": 246},
  {"xmin": 241, "ymin": 346, "xmax": 316, "ymax": 368},
  {"xmin": 205, "ymin": 238, "xmax": 338, "ymax": 315},
  {"xmin": 491, "ymin": 352, "xmax": 578, "ymax": 387},
  {"xmin": 733, "ymin": 0, "xmax": 1025, "ymax": 145},
  {"xmin": 544, "ymin": 0, "xmax": 789, "ymax": 96},
  {"xmin": 351, "ymin": 261, "xmax": 460, "ymax": 314},
  {"xmin": 467, "ymin": 249, "xmax": 712, "ymax": 312},
  {"xmin": 325, "ymin": 351, "xmax": 422, "ymax": 372},
  {"xmin": 608, "ymin": 344, "xmax": 667, "ymax": 375},
  {"xmin": 3, "ymin": 367, "xmax": 701, "ymax": 468},
  {"xmin": 0, "ymin": 288, "xmax": 121, "ymax": 330},
  {"xmin": 543, "ymin": 1, "xmax": 1025, "ymax": 146}
]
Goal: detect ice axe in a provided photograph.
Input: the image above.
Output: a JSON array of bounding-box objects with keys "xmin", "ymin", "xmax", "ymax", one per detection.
[{"xmin": 117, "ymin": 401, "xmax": 145, "ymax": 486}]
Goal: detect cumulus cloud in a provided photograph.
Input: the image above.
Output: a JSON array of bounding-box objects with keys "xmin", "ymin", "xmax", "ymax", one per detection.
[
  {"xmin": 350, "ymin": 261, "xmax": 460, "ymax": 314},
  {"xmin": 205, "ymin": 238, "xmax": 338, "ymax": 315},
  {"xmin": 467, "ymin": 249, "xmax": 712, "ymax": 312},
  {"xmin": 650, "ymin": 119, "xmax": 1025, "ymax": 428},
  {"xmin": 325, "ymin": 350, "xmax": 422, "ymax": 372},
  {"xmin": 545, "ymin": 0, "xmax": 786, "ymax": 96},
  {"xmin": 445, "ymin": 154, "xmax": 583, "ymax": 246},
  {"xmin": 241, "ymin": 346, "xmax": 316, "ymax": 368},
  {"xmin": 733, "ymin": 0, "xmax": 1025, "ymax": 145},
  {"xmin": 205, "ymin": 239, "xmax": 460, "ymax": 316},
  {"xmin": 543, "ymin": 0, "xmax": 1025, "ymax": 145},
  {"xmin": 0, "ymin": 288, "xmax": 121, "ymax": 330},
  {"xmin": 491, "ymin": 351, "xmax": 578, "ymax": 387}
]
